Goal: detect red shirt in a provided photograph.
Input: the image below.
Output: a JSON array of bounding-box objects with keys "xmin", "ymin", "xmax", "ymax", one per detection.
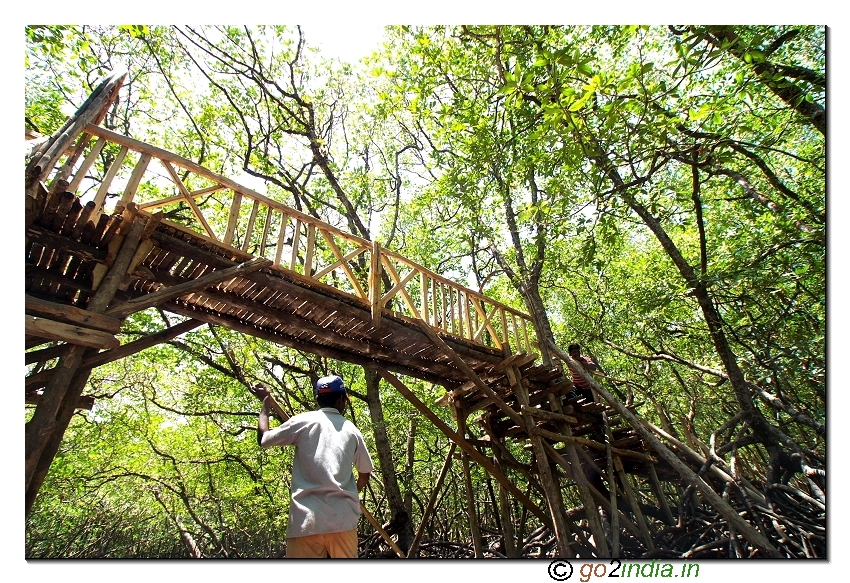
[{"xmin": 570, "ymin": 356, "xmax": 594, "ymax": 388}]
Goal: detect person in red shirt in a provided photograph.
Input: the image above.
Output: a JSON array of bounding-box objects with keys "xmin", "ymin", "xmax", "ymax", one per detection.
[{"xmin": 567, "ymin": 343, "xmax": 597, "ymax": 402}]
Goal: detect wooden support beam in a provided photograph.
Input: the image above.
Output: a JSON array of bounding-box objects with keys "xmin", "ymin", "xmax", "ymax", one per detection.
[
  {"xmin": 105, "ymin": 257, "xmax": 272, "ymax": 318},
  {"xmin": 521, "ymin": 405, "xmax": 578, "ymax": 425},
  {"xmin": 25, "ymin": 316, "xmax": 119, "ymax": 349},
  {"xmin": 493, "ymin": 449, "xmax": 519, "ymax": 558},
  {"xmin": 375, "ymin": 368, "xmax": 553, "ymax": 528},
  {"xmin": 26, "ymin": 319, "xmax": 205, "ymax": 392},
  {"xmin": 544, "ymin": 443, "xmax": 644, "ymax": 542},
  {"xmin": 614, "ymin": 456, "xmax": 655, "ymax": 551},
  {"xmin": 457, "ymin": 412, "xmax": 484, "ymax": 558},
  {"xmin": 26, "ymin": 215, "xmax": 148, "ymax": 514},
  {"xmin": 543, "ymin": 391, "xmax": 610, "ymax": 557},
  {"xmin": 416, "ymin": 320, "xmax": 526, "ymax": 430},
  {"xmin": 505, "ymin": 362, "xmax": 573, "ymax": 558},
  {"xmin": 408, "ymin": 442, "xmax": 456, "ymax": 557},
  {"xmin": 602, "ymin": 409, "xmax": 620, "ymax": 556},
  {"xmin": 641, "ymin": 418, "xmax": 765, "ymax": 504},
  {"xmin": 646, "ymin": 463, "xmax": 675, "ymax": 526},
  {"xmin": 25, "ymin": 344, "xmax": 68, "ymax": 366},
  {"xmin": 26, "ymin": 392, "xmax": 94, "ymax": 411},
  {"xmin": 26, "ymin": 295, "xmax": 122, "ymax": 334},
  {"xmin": 548, "ymin": 342, "xmax": 782, "ymax": 558},
  {"xmin": 535, "ymin": 427, "xmax": 656, "ymax": 464}
]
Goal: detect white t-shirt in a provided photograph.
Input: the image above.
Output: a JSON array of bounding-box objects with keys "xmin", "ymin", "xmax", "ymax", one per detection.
[{"xmin": 261, "ymin": 407, "xmax": 374, "ymax": 537}]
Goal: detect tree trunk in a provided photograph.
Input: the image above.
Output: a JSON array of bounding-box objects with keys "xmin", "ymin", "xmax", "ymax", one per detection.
[{"xmin": 364, "ymin": 367, "xmax": 415, "ymax": 552}]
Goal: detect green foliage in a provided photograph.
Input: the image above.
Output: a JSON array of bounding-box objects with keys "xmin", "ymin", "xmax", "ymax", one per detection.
[{"xmin": 25, "ymin": 24, "xmax": 825, "ymax": 556}]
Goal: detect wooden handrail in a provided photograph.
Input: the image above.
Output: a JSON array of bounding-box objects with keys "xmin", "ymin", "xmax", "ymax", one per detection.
[{"xmin": 41, "ymin": 123, "xmax": 538, "ymax": 353}]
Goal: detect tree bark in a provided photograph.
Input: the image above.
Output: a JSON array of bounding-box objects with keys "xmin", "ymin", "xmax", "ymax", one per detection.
[{"xmin": 364, "ymin": 367, "xmax": 414, "ymax": 552}]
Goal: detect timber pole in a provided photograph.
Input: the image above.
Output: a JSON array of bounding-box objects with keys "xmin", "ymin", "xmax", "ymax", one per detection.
[
  {"xmin": 549, "ymin": 342, "xmax": 783, "ymax": 558},
  {"xmin": 26, "ymin": 215, "xmax": 148, "ymax": 516}
]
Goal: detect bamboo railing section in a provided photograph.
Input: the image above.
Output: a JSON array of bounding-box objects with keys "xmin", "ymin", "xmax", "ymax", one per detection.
[{"xmin": 36, "ymin": 123, "xmax": 538, "ymax": 355}]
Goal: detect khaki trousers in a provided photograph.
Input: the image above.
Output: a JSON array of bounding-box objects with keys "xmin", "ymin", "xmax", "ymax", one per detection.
[{"xmin": 286, "ymin": 529, "xmax": 359, "ymax": 558}]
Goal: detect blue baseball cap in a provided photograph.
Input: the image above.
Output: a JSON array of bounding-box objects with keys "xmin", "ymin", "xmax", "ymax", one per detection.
[{"xmin": 314, "ymin": 375, "xmax": 346, "ymax": 397}]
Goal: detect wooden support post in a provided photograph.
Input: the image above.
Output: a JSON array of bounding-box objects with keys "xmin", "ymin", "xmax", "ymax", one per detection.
[
  {"xmin": 376, "ymin": 368, "xmax": 553, "ymax": 529},
  {"xmin": 26, "ymin": 215, "xmax": 148, "ymax": 515},
  {"xmin": 370, "ymin": 240, "xmax": 382, "ymax": 328},
  {"xmin": 456, "ymin": 411, "xmax": 484, "ymax": 557},
  {"xmin": 647, "ymin": 463, "xmax": 675, "ymax": 526},
  {"xmin": 105, "ymin": 257, "xmax": 272, "ymax": 319},
  {"xmin": 614, "ymin": 455, "xmax": 655, "ymax": 551},
  {"xmin": 545, "ymin": 391, "xmax": 610, "ymax": 557},
  {"xmin": 505, "ymin": 363, "xmax": 573, "ymax": 557},
  {"xmin": 25, "ymin": 362, "xmax": 94, "ymax": 515},
  {"xmin": 408, "ymin": 442, "xmax": 456, "ymax": 558},
  {"xmin": 488, "ymin": 441, "xmax": 519, "ymax": 558},
  {"xmin": 603, "ymin": 410, "xmax": 620, "ymax": 556},
  {"xmin": 548, "ymin": 342, "xmax": 782, "ymax": 558}
]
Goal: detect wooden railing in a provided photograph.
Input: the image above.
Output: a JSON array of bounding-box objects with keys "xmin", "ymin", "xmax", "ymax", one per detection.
[{"xmin": 35, "ymin": 123, "xmax": 538, "ymax": 355}]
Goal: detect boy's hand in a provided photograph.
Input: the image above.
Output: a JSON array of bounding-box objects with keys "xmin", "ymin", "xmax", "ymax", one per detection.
[{"xmin": 249, "ymin": 384, "xmax": 271, "ymax": 402}]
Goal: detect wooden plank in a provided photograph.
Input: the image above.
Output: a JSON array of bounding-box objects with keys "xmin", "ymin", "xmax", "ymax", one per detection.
[
  {"xmin": 259, "ymin": 206, "xmax": 272, "ymax": 256},
  {"xmin": 105, "ymin": 257, "xmax": 272, "ymax": 318},
  {"xmin": 26, "ymin": 315, "xmax": 119, "ymax": 350},
  {"xmin": 26, "ymin": 295, "xmax": 121, "ymax": 334},
  {"xmin": 138, "ymin": 184, "xmax": 227, "ymax": 211},
  {"xmin": 27, "ymin": 225, "xmax": 108, "ymax": 263},
  {"xmin": 92, "ymin": 145, "xmax": 128, "ymax": 213},
  {"xmin": 67, "ymin": 136, "xmax": 106, "ymax": 193},
  {"xmin": 223, "ymin": 190, "xmax": 243, "ymax": 246},
  {"xmin": 161, "ymin": 160, "xmax": 216, "ymax": 239},
  {"xmin": 242, "ymin": 198, "xmax": 260, "ymax": 253},
  {"xmin": 119, "ymin": 152, "xmax": 152, "ymax": 206},
  {"xmin": 274, "ymin": 211, "xmax": 288, "ymax": 267}
]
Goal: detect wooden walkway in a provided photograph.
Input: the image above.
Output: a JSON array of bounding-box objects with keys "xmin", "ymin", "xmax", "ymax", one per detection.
[{"xmin": 28, "ymin": 73, "xmax": 781, "ymax": 558}]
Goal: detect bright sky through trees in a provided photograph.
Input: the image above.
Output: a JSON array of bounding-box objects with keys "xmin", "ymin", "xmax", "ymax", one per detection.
[{"xmin": 301, "ymin": 24, "xmax": 387, "ymax": 64}]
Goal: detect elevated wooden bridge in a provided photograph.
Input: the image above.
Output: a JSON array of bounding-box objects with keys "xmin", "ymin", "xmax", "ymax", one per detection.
[{"xmin": 25, "ymin": 72, "xmax": 788, "ymax": 558}]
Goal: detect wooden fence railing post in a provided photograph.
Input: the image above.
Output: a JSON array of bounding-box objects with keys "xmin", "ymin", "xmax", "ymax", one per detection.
[{"xmin": 370, "ymin": 240, "xmax": 382, "ymax": 328}]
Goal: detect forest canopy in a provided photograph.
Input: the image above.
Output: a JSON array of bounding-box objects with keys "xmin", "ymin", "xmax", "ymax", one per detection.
[{"xmin": 24, "ymin": 24, "xmax": 825, "ymax": 561}]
